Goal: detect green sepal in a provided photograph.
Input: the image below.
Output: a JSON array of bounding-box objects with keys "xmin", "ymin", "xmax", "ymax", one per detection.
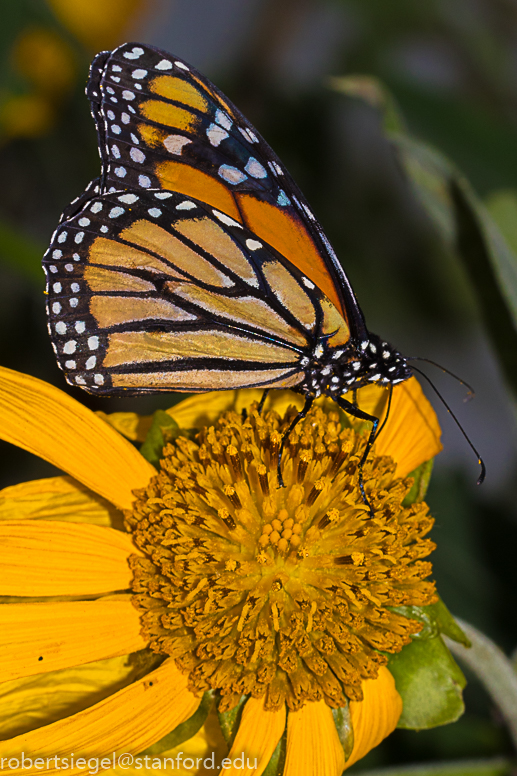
[
  {"xmin": 140, "ymin": 690, "xmax": 214, "ymax": 755},
  {"xmin": 217, "ymin": 695, "xmax": 247, "ymax": 748},
  {"xmin": 139, "ymin": 410, "xmax": 180, "ymax": 467},
  {"xmin": 388, "ymin": 635, "xmax": 466, "ymax": 729},
  {"xmin": 332, "ymin": 702, "xmax": 355, "ymax": 761},
  {"xmin": 392, "ymin": 597, "xmax": 470, "ymax": 646},
  {"xmin": 262, "ymin": 728, "xmax": 287, "ymax": 776},
  {"xmin": 403, "ymin": 459, "xmax": 434, "ymax": 507}
]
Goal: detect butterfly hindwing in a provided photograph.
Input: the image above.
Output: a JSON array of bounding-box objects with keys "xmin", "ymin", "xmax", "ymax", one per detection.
[
  {"xmin": 43, "ymin": 188, "xmax": 350, "ymax": 395},
  {"xmin": 85, "ymin": 42, "xmax": 362, "ymax": 326}
]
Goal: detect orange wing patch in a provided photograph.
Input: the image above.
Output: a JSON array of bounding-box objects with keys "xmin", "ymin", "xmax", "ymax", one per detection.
[
  {"xmin": 84, "ymin": 266, "xmax": 155, "ymax": 294},
  {"xmin": 237, "ymin": 195, "xmax": 343, "ymax": 315},
  {"xmin": 89, "ymin": 238, "xmax": 185, "ymax": 277},
  {"xmin": 149, "ymin": 75, "xmax": 209, "ymax": 113},
  {"xmin": 104, "ymin": 330, "xmax": 299, "ymax": 368},
  {"xmin": 140, "ymin": 100, "xmax": 198, "ymax": 133},
  {"xmin": 154, "ymin": 161, "xmax": 242, "ymax": 222},
  {"xmin": 166, "ymin": 281, "xmax": 308, "ymax": 348},
  {"xmin": 111, "ymin": 367, "xmax": 303, "ymax": 391},
  {"xmin": 320, "ymin": 299, "xmax": 350, "ymax": 347},
  {"xmin": 262, "ymin": 261, "xmax": 316, "ymax": 332},
  {"xmin": 172, "ymin": 217, "xmax": 258, "ymax": 287},
  {"xmin": 119, "ymin": 220, "xmax": 234, "ymax": 287},
  {"xmin": 90, "ymin": 297, "xmax": 196, "ymax": 328}
]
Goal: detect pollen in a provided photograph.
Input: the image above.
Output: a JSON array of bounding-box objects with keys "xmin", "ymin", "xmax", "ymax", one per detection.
[{"xmin": 126, "ymin": 403, "xmax": 437, "ymax": 713}]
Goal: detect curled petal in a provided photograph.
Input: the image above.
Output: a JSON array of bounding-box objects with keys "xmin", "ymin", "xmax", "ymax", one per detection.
[
  {"xmin": 344, "ymin": 666, "xmax": 403, "ymax": 770},
  {"xmin": 221, "ymin": 697, "xmax": 286, "ymax": 776},
  {"xmin": 0, "ymin": 367, "xmax": 155, "ymax": 510}
]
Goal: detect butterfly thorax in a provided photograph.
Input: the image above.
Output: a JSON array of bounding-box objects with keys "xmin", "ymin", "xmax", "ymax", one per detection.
[{"xmin": 300, "ymin": 333, "xmax": 412, "ymax": 399}]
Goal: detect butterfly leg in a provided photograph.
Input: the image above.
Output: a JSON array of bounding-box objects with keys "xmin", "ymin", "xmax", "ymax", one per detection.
[
  {"xmin": 257, "ymin": 389, "xmax": 270, "ymax": 415},
  {"xmin": 336, "ymin": 396, "xmax": 380, "ymax": 516},
  {"xmin": 276, "ymin": 395, "xmax": 314, "ymax": 488}
]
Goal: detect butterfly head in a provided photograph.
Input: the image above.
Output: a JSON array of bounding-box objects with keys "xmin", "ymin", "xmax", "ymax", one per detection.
[{"xmin": 303, "ymin": 333, "xmax": 412, "ymax": 399}]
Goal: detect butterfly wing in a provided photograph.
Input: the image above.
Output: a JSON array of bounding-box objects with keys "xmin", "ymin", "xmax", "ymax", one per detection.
[
  {"xmin": 85, "ymin": 42, "xmax": 366, "ymax": 339},
  {"xmin": 43, "ymin": 188, "xmax": 350, "ymax": 394}
]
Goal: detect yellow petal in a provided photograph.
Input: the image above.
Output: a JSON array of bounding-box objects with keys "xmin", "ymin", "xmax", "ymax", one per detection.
[
  {"xmin": 221, "ymin": 697, "xmax": 286, "ymax": 776},
  {"xmin": 168, "ymin": 390, "xmax": 265, "ymax": 428},
  {"xmin": 0, "ymin": 596, "xmax": 146, "ymax": 682},
  {"xmin": 97, "ymin": 411, "xmax": 153, "ymax": 443},
  {"xmin": 0, "ymin": 367, "xmax": 155, "ymax": 510},
  {"xmin": 0, "ymin": 476, "xmax": 121, "ymax": 526},
  {"xmin": 104, "ymin": 707, "xmax": 227, "ymax": 775},
  {"xmin": 0, "ymin": 655, "xmax": 145, "ymax": 740},
  {"xmin": 0, "ymin": 520, "xmax": 141, "ymax": 596},
  {"xmin": 284, "ymin": 700, "xmax": 345, "ymax": 776},
  {"xmin": 344, "ymin": 666, "xmax": 403, "ymax": 770},
  {"xmin": 372, "ymin": 377, "xmax": 442, "ymax": 477},
  {"xmin": 0, "ymin": 659, "xmax": 200, "ymax": 771}
]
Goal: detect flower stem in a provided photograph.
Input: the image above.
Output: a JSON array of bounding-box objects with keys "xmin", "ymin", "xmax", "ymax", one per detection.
[{"xmin": 444, "ymin": 619, "xmax": 517, "ymax": 749}]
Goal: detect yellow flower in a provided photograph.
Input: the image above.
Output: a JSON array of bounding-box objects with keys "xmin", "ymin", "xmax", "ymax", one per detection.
[{"xmin": 0, "ymin": 367, "xmax": 442, "ymax": 775}]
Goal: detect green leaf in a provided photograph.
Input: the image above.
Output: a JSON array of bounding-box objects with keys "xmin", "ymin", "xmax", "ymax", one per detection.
[
  {"xmin": 403, "ymin": 459, "xmax": 434, "ymax": 507},
  {"xmin": 331, "ymin": 74, "xmax": 517, "ymax": 399},
  {"xmin": 392, "ymin": 134, "xmax": 517, "ymax": 397},
  {"xmin": 428, "ymin": 599, "xmax": 471, "ymax": 647},
  {"xmin": 217, "ymin": 695, "xmax": 247, "ymax": 747},
  {"xmin": 140, "ymin": 690, "xmax": 213, "ymax": 755},
  {"xmin": 388, "ymin": 635, "xmax": 466, "ymax": 729},
  {"xmin": 0, "ymin": 219, "xmax": 45, "ymax": 283},
  {"xmin": 139, "ymin": 410, "xmax": 180, "ymax": 467},
  {"xmin": 485, "ymin": 189, "xmax": 517, "ymax": 257},
  {"xmin": 356, "ymin": 757, "xmax": 513, "ymax": 776},
  {"xmin": 332, "ymin": 703, "xmax": 354, "ymax": 761},
  {"xmin": 327, "ymin": 75, "xmax": 406, "ymax": 134},
  {"xmin": 392, "ymin": 598, "xmax": 470, "ymax": 647}
]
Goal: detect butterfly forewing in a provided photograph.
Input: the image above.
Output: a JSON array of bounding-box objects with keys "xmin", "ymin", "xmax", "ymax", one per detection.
[
  {"xmin": 43, "ymin": 188, "xmax": 350, "ymax": 394},
  {"xmin": 86, "ymin": 42, "xmax": 363, "ymax": 330}
]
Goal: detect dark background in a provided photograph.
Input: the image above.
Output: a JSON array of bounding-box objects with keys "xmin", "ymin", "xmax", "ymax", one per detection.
[{"xmin": 1, "ymin": 0, "xmax": 516, "ymax": 766}]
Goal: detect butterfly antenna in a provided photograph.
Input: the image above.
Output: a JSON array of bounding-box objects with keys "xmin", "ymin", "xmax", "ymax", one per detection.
[
  {"xmin": 410, "ymin": 365, "xmax": 486, "ymax": 485},
  {"xmin": 407, "ymin": 357, "xmax": 475, "ymax": 401}
]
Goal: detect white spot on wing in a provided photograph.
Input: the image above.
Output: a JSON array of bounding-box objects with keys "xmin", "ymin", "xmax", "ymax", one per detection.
[
  {"xmin": 246, "ymin": 239, "xmax": 262, "ymax": 251},
  {"xmin": 123, "ymin": 46, "xmax": 144, "ymax": 60},
  {"xmin": 245, "ymin": 158, "xmax": 267, "ymax": 179},
  {"xmin": 130, "ymin": 148, "xmax": 146, "ymax": 163},
  {"xmin": 118, "ymin": 193, "xmax": 139, "ymax": 204},
  {"xmin": 163, "ymin": 135, "xmax": 192, "ymax": 155},
  {"xmin": 138, "ymin": 175, "xmax": 151, "ymax": 188},
  {"xmin": 63, "ymin": 340, "xmax": 76, "ymax": 354},
  {"xmin": 176, "ymin": 201, "xmax": 196, "ymax": 210},
  {"xmin": 156, "ymin": 59, "xmax": 173, "ymax": 70},
  {"xmin": 218, "ymin": 165, "xmax": 247, "ymax": 185},
  {"xmin": 207, "ymin": 123, "xmax": 229, "ymax": 147},
  {"xmin": 212, "ymin": 210, "xmax": 242, "ymax": 227},
  {"xmin": 215, "ymin": 109, "xmax": 232, "ymax": 130},
  {"xmin": 88, "ymin": 336, "xmax": 99, "ymax": 350}
]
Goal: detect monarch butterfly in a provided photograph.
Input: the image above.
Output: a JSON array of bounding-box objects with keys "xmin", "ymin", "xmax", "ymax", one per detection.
[{"xmin": 43, "ymin": 42, "xmax": 417, "ymax": 499}]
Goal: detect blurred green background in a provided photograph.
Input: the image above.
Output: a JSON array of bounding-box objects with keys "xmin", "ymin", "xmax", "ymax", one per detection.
[{"xmin": 1, "ymin": 0, "xmax": 517, "ymax": 768}]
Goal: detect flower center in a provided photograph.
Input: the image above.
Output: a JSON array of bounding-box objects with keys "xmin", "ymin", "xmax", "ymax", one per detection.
[{"xmin": 126, "ymin": 403, "xmax": 436, "ymax": 712}]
